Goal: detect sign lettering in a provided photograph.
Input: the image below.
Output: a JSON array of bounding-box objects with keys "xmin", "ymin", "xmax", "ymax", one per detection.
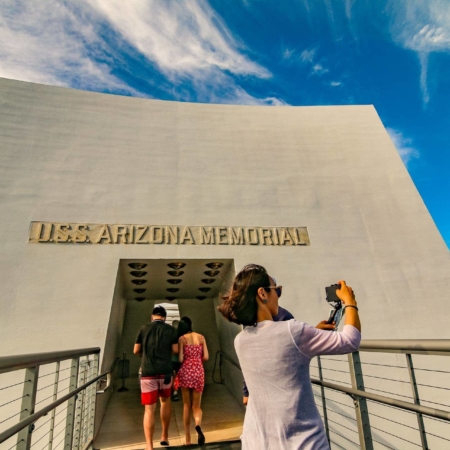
[{"xmin": 28, "ymin": 222, "xmax": 310, "ymax": 246}]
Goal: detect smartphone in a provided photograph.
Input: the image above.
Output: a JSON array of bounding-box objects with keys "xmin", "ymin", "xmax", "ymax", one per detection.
[{"xmin": 325, "ymin": 283, "xmax": 341, "ymax": 304}]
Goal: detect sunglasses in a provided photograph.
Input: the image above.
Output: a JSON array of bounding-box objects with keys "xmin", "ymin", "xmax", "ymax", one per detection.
[{"xmin": 264, "ymin": 286, "xmax": 282, "ymax": 298}]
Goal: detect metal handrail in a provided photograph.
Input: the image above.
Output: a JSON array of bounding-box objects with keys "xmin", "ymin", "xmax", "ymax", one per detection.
[
  {"xmin": 0, "ymin": 348, "xmax": 100, "ymax": 374},
  {"xmin": 310, "ymin": 378, "xmax": 450, "ymax": 421},
  {"xmin": 215, "ymin": 339, "xmax": 450, "ymax": 366},
  {"xmin": 97, "ymin": 357, "xmax": 120, "ymax": 394},
  {"xmin": 0, "ymin": 370, "xmax": 106, "ymax": 444},
  {"xmin": 359, "ymin": 339, "xmax": 450, "ymax": 355},
  {"xmin": 0, "ymin": 347, "xmax": 105, "ymax": 448},
  {"xmin": 217, "ymin": 351, "xmax": 241, "ymax": 370}
]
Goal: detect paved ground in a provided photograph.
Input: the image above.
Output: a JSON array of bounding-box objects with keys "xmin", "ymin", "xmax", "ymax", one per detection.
[
  {"xmin": 160, "ymin": 440, "xmax": 241, "ymax": 450},
  {"xmin": 94, "ymin": 379, "xmax": 244, "ymax": 449},
  {"xmin": 164, "ymin": 441, "xmax": 241, "ymax": 449}
]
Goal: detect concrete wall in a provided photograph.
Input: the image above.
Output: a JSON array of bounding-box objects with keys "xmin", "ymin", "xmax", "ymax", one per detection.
[
  {"xmin": 213, "ymin": 295, "xmax": 244, "ymax": 407},
  {"xmin": 95, "ymin": 267, "xmax": 128, "ymax": 431},
  {"xmin": 1, "ymin": 76, "xmax": 449, "ymax": 358}
]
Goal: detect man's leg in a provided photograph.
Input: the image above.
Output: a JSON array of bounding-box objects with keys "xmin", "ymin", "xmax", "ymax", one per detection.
[
  {"xmin": 159, "ymin": 376, "xmax": 173, "ymax": 444},
  {"xmin": 143, "ymin": 403, "xmax": 157, "ymax": 450},
  {"xmin": 141, "ymin": 377, "xmax": 159, "ymax": 450},
  {"xmin": 159, "ymin": 396, "xmax": 171, "ymax": 443}
]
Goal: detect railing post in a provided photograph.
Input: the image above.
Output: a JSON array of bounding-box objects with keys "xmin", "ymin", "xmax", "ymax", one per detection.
[
  {"xmin": 317, "ymin": 356, "xmax": 330, "ymax": 445},
  {"xmin": 348, "ymin": 351, "xmax": 373, "ymax": 450},
  {"xmin": 87, "ymin": 353, "xmax": 99, "ymax": 444},
  {"xmin": 406, "ymin": 353, "xmax": 428, "ymax": 449},
  {"xmin": 17, "ymin": 366, "xmax": 39, "ymax": 450},
  {"xmin": 64, "ymin": 358, "xmax": 79, "ymax": 449},
  {"xmin": 73, "ymin": 361, "xmax": 88, "ymax": 450},
  {"xmin": 48, "ymin": 361, "xmax": 60, "ymax": 450}
]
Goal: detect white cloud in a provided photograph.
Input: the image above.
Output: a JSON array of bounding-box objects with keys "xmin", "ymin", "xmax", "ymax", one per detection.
[
  {"xmin": 187, "ymin": 69, "xmax": 286, "ymax": 106},
  {"xmin": 300, "ymin": 48, "xmax": 316, "ymax": 63},
  {"xmin": 0, "ymin": 1, "xmax": 140, "ymax": 95},
  {"xmin": 387, "ymin": 128, "xmax": 420, "ymax": 166},
  {"xmin": 388, "ymin": 0, "xmax": 450, "ymax": 104},
  {"xmin": 0, "ymin": 0, "xmax": 274, "ymax": 105},
  {"xmin": 412, "ymin": 24, "xmax": 450, "ymax": 52},
  {"xmin": 283, "ymin": 48, "xmax": 295, "ymax": 60},
  {"xmin": 312, "ymin": 64, "xmax": 329, "ymax": 76},
  {"xmin": 229, "ymin": 90, "xmax": 288, "ymax": 106},
  {"xmin": 89, "ymin": 0, "xmax": 270, "ymax": 81},
  {"xmin": 345, "ymin": 0, "xmax": 354, "ymax": 21},
  {"xmin": 419, "ymin": 53, "xmax": 430, "ymax": 104},
  {"xmin": 296, "ymin": 48, "xmax": 331, "ymax": 78},
  {"xmin": 261, "ymin": 97, "xmax": 289, "ymax": 106},
  {"xmin": 330, "ymin": 81, "xmax": 342, "ymax": 87}
]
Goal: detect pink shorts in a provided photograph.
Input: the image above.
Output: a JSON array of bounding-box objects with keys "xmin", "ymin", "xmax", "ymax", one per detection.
[{"xmin": 140, "ymin": 375, "xmax": 172, "ymax": 405}]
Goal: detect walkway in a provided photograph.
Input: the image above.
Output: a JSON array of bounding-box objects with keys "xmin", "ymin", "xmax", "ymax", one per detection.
[{"xmin": 94, "ymin": 379, "xmax": 244, "ymax": 449}]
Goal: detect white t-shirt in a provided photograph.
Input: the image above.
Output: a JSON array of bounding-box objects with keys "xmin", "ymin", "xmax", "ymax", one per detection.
[{"xmin": 235, "ymin": 320, "xmax": 361, "ymax": 450}]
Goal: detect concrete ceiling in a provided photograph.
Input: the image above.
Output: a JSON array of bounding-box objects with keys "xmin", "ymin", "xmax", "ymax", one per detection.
[{"xmin": 119, "ymin": 259, "xmax": 234, "ymax": 303}]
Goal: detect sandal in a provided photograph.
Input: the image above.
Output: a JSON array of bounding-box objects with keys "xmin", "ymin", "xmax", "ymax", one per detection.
[{"xmin": 195, "ymin": 425, "xmax": 205, "ymax": 445}]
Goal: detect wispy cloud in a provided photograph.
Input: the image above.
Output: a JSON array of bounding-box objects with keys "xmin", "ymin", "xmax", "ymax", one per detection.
[
  {"xmin": 388, "ymin": 0, "xmax": 450, "ymax": 105},
  {"xmin": 284, "ymin": 46, "xmax": 334, "ymax": 80},
  {"xmin": 282, "ymin": 48, "xmax": 295, "ymax": 60},
  {"xmin": 300, "ymin": 48, "xmax": 316, "ymax": 63},
  {"xmin": 89, "ymin": 0, "xmax": 270, "ymax": 80},
  {"xmin": 0, "ymin": 1, "xmax": 140, "ymax": 95},
  {"xmin": 330, "ymin": 81, "xmax": 342, "ymax": 87},
  {"xmin": 387, "ymin": 128, "xmax": 420, "ymax": 166},
  {"xmin": 0, "ymin": 0, "xmax": 283, "ymax": 105}
]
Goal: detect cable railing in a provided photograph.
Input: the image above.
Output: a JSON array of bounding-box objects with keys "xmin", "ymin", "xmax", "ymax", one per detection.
[
  {"xmin": 214, "ymin": 339, "xmax": 450, "ymax": 450},
  {"xmin": 0, "ymin": 348, "xmax": 114, "ymax": 450}
]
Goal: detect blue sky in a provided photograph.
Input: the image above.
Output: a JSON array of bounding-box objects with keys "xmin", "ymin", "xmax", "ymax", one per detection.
[{"xmin": 1, "ymin": 0, "xmax": 449, "ymax": 248}]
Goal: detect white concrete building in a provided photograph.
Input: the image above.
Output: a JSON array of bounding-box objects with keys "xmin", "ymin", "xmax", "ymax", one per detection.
[{"xmin": 1, "ymin": 77, "xmax": 449, "ymax": 447}]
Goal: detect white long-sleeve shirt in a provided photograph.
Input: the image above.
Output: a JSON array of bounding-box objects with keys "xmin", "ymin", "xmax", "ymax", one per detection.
[{"xmin": 235, "ymin": 320, "xmax": 361, "ymax": 450}]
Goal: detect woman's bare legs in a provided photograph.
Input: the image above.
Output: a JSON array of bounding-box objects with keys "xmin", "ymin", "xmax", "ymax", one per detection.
[
  {"xmin": 181, "ymin": 388, "xmax": 192, "ymax": 445},
  {"xmin": 192, "ymin": 391, "xmax": 205, "ymax": 445},
  {"xmin": 192, "ymin": 391, "xmax": 202, "ymax": 426}
]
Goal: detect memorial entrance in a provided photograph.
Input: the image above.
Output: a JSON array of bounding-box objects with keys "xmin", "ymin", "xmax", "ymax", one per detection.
[{"xmin": 95, "ymin": 259, "xmax": 245, "ymax": 448}]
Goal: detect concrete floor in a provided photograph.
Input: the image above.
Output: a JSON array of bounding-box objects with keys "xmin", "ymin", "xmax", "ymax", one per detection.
[{"xmin": 94, "ymin": 379, "xmax": 244, "ymax": 449}]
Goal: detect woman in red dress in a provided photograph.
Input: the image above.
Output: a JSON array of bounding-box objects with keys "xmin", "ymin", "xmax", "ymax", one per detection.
[{"xmin": 174, "ymin": 317, "xmax": 209, "ymax": 446}]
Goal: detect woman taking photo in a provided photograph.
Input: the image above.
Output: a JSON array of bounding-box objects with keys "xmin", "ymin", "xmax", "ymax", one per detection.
[
  {"xmin": 174, "ymin": 317, "xmax": 209, "ymax": 446},
  {"xmin": 218, "ymin": 264, "xmax": 361, "ymax": 450}
]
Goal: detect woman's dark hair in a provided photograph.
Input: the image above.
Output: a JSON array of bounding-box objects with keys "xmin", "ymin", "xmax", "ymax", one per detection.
[
  {"xmin": 178, "ymin": 316, "xmax": 192, "ymax": 337},
  {"xmin": 217, "ymin": 264, "xmax": 270, "ymax": 326}
]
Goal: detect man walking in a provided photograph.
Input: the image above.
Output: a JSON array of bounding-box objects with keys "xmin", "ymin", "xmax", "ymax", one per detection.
[{"xmin": 134, "ymin": 305, "xmax": 178, "ymax": 449}]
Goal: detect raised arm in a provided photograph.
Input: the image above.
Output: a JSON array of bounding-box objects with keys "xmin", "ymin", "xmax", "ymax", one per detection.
[
  {"xmin": 336, "ymin": 280, "xmax": 361, "ymax": 332},
  {"xmin": 289, "ymin": 280, "xmax": 361, "ymax": 358}
]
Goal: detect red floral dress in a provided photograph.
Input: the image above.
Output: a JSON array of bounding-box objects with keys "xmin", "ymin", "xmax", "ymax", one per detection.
[{"xmin": 174, "ymin": 337, "xmax": 205, "ymax": 393}]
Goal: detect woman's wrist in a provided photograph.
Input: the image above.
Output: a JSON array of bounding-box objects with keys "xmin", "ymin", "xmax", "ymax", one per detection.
[
  {"xmin": 344, "ymin": 304, "xmax": 358, "ymax": 312},
  {"xmin": 343, "ymin": 300, "xmax": 357, "ymax": 307}
]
